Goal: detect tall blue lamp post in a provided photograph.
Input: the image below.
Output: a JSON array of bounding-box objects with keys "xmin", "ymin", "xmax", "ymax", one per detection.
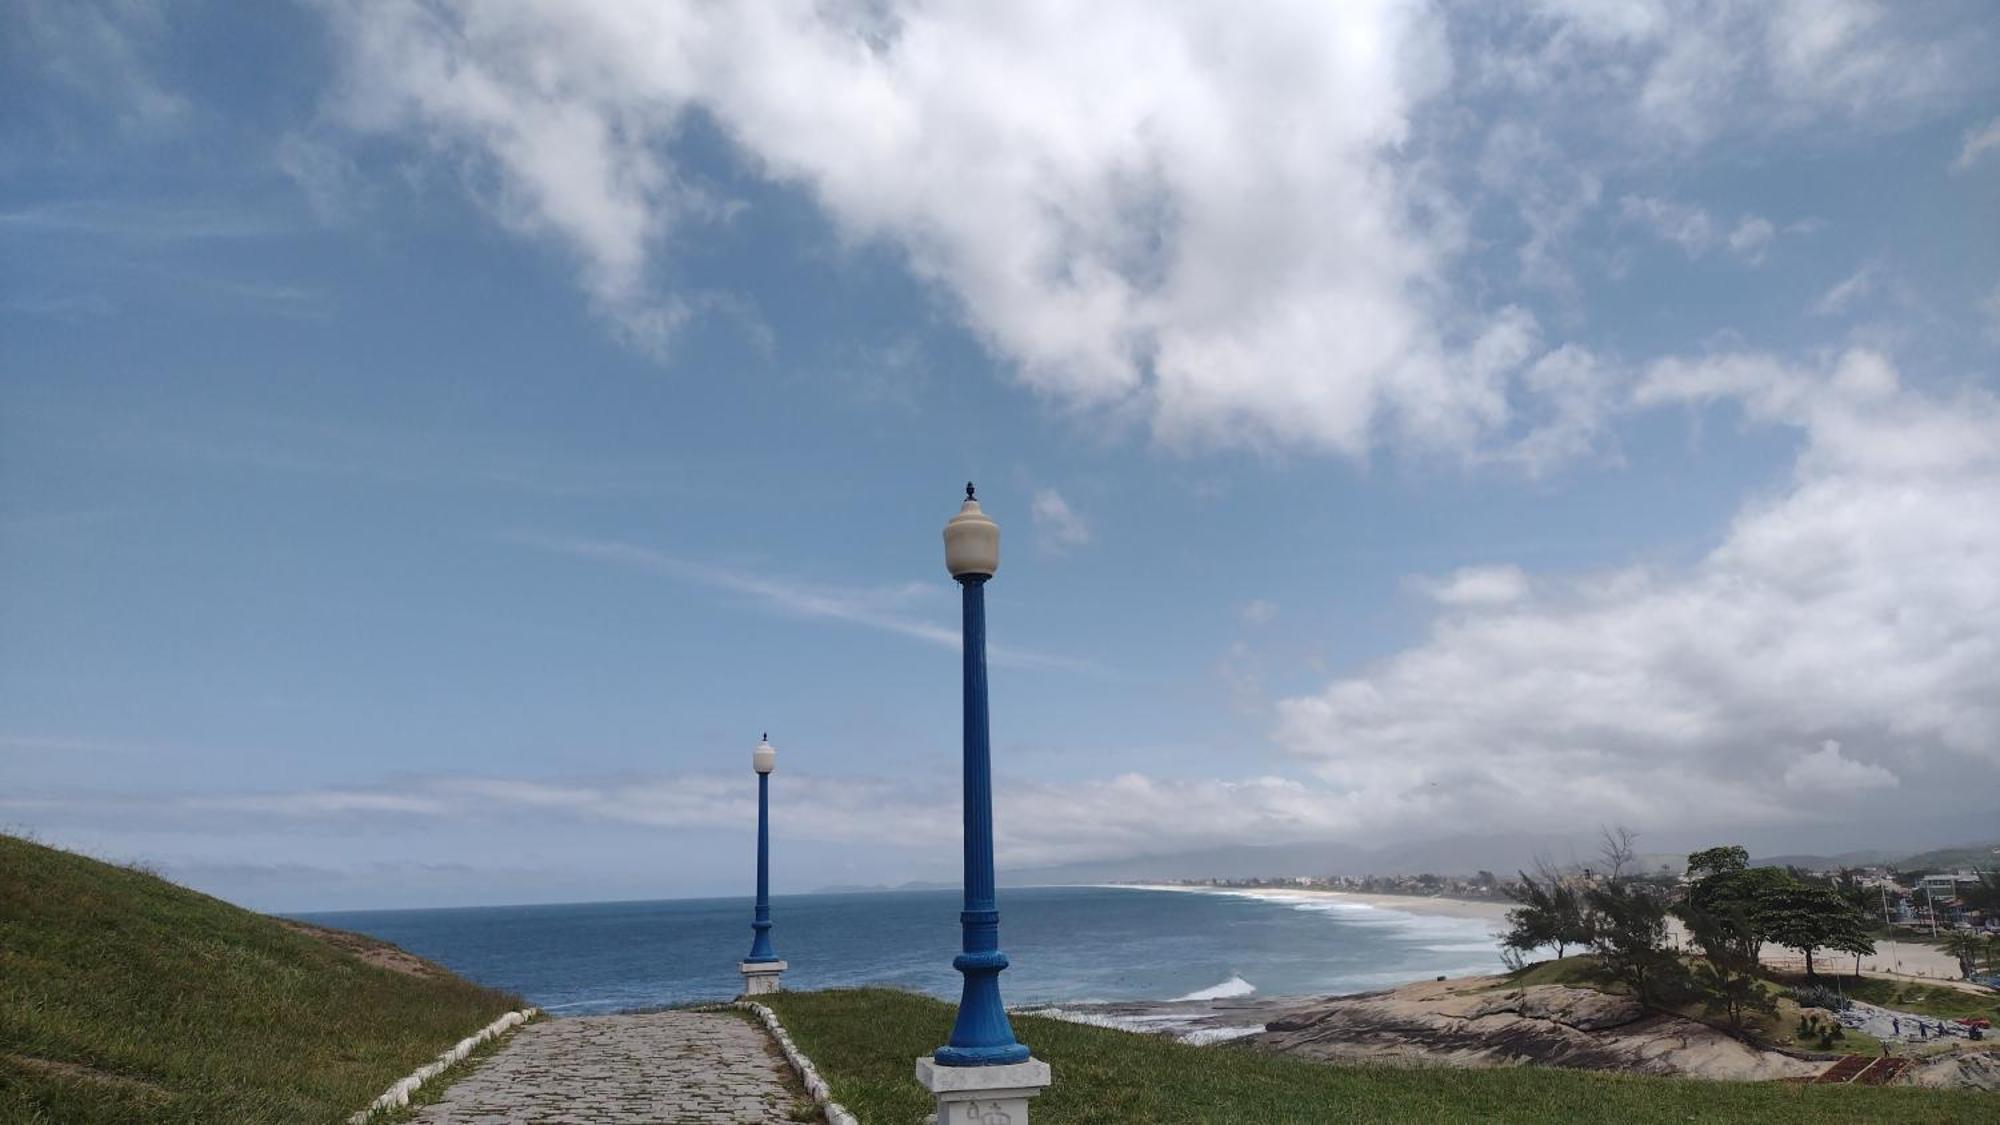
[
  {"xmin": 916, "ymin": 484, "xmax": 1051, "ymax": 1122},
  {"xmin": 738, "ymin": 733, "xmax": 786, "ymax": 996}
]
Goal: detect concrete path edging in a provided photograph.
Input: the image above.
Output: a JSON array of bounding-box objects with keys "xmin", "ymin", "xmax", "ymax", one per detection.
[
  {"xmin": 736, "ymin": 1000, "xmax": 861, "ymax": 1125},
  {"xmin": 348, "ymin": 1006, "xmax": 539, "ymax": 1123}
]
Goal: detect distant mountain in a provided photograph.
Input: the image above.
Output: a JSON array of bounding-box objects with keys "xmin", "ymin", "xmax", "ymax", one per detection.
[
  {"xmin": 1751, "ymin": 849, "xmax": 1899, "ymax": 871},
  {"xmin": 1892, "ymin": 841, "xmax": 2000, "ymax": 872}
]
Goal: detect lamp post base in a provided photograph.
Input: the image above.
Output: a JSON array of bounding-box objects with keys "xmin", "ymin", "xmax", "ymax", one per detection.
[
  {"xmin": 738, "ymin": 960, "xmax": 787, "ymax": 996},
  {"xmin": 915, "ymin": 1056, "xmax": 1050, "ymax": 1125}
]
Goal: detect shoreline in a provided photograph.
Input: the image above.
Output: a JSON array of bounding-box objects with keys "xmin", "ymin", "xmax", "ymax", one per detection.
[
  {"xmin": 1111, "ymin": 881, "xmax": 1978, "ymax": 988},
  {"xmin": 1111, "ymin": 882, "xmax": 1514, "ymax": 924}
]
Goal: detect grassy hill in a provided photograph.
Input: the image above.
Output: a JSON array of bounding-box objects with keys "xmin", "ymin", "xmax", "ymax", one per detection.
[
  {"xmin": 0, "ymin": 834, "xmax": 519, "ymax": 1124},
  {"xmin": 765, "ymin": 989, "xmax": 1999, "ymax": 1124}
]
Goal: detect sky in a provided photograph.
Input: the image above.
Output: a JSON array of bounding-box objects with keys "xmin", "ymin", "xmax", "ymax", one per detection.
[{"xmin": 3, "ymin": 1, "xmax": 1997, "ymax": 912}]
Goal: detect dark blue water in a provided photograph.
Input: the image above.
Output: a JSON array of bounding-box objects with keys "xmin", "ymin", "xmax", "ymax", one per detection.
[{"xmin": 298, "ymin": 886, "xmax": 1504, "ymax": 1015}]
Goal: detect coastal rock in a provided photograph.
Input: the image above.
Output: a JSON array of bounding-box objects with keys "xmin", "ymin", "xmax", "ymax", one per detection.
[
  {"xmin": 1246, "ymin": 977, "xmax": 1818, "ymax": 1083},
  {"xmin": 1904, "ymin": 1049, "xmax": 2000, "ymax": 1091}
]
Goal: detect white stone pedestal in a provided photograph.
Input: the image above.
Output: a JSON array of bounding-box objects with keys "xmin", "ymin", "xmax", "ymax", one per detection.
[
  {"xmin": 738, "ymin": 960, "xmax": 786, "ymax": 996},
  {"xmin": 915, "ymin": 1056, "xmax": 1051, "ymax": 1125}
]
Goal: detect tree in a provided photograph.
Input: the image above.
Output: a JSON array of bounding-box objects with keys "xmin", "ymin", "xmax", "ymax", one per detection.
[
  {"xmin": 1684, "ymin": 861, "xmax": 1792, "ymax": 964},
  {"xmin": 1599, "ymin": 825, "xmax": 1639, "ymax": 882},
  {"xmin": 1586, "ymin": 879, "xmax": 1684, "ymax": 1006},
  {"xmin": 1941, "ymin": 931, "xmax": 1985, "ymax": 980},
  {"xmin": 1678, "ymin": 899, "xmax": 1771, "ymax": 1030},
  {"xmin": 1761, "ymin": 881, "xmax": 1875, "ymax": 977},
  {"xmin": 1957, "ymin": 870, "xmax": 2000, "ymax": 914},
  {"xmin": 1502, "ymin": 865, "xmax": 1593, "ymax": 961},
  {"xmin": 1686, "ymin": 845, "xmax": 1750, "ymax": 879}
]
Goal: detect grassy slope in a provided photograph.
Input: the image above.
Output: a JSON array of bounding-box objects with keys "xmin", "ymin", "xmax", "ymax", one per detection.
[
  {"xmin": 765, "ymin": 989, "xmax": 1997, "ymax": 1124},
  {"xmin": 0, "ymin": 834, "xmax": 520, "ymax": 1124}
]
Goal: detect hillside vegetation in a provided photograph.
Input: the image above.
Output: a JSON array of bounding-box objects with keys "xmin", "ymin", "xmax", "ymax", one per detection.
[
  {"xmin": 0, "ymin": 834, "xmax": 518, "ymax": 1124},
  {"xmin": 764, "ymin": 988, "xmax": 1999, "ymax": 1124}
]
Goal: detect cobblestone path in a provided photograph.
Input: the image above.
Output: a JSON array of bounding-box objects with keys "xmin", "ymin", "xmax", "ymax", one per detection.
[{"xmin": 408, "ymin": 1011, "xmax": 814, "ymax": 1124}]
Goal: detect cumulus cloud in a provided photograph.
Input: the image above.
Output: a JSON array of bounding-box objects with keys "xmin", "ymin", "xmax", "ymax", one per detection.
[
  {"xmin": 1276, "ymin": 350, "xmax": 2000, "ymax": 837},
  {"xmin": 311, "ymin": 2, "xmax": 1637, "ymax": 463},
  {"xmin": 1030, "ymin": 488, "xmax": 1091, "ymax": 553}
]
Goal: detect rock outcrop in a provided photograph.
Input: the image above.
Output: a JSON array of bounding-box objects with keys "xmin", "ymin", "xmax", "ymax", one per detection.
[{"xmin": 1244, "ymin": 977, "xmax": 1820, "ymax": 1082}]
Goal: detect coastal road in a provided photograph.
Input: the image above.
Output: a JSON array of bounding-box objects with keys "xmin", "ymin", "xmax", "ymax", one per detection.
[{"xmin": 407, "ymin": 1010, "xmax": 813, "ymax": 1124}]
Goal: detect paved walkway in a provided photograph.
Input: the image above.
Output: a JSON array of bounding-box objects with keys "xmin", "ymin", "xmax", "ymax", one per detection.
[{"xmin": 408, "ymin": 1010, "xmax": 814, "ymax": 1124}]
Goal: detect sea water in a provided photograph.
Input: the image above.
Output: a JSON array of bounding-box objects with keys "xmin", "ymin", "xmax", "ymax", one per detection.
[{"xmin": 297, "ymin": 885, "xmax": 1505, "ymax": 1016}]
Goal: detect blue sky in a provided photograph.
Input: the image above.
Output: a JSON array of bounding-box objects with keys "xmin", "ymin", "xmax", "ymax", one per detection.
[{"xmin": 4, "ymin": 1, "xmax": 1998, "ymax": 910}]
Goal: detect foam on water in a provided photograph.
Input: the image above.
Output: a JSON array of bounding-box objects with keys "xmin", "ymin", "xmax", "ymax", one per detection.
[{"xmin": 1173, "ymin": 973, "xmax": 1256, "ymax": 1001}]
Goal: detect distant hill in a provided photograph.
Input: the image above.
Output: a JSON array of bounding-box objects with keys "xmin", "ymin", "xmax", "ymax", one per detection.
[
  {"xmin": 1892, "ymin": 841, "xmax": 2000, "ymax": 873},
  {"xmin": 0, "ymin": 833, "xmax": 520, "ymax": 1123}
]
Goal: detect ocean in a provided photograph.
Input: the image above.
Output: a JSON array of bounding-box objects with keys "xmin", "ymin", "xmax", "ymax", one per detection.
[{"xmin": 299, "ymin": 885, "xmax": 1506, "ymax": 1019}]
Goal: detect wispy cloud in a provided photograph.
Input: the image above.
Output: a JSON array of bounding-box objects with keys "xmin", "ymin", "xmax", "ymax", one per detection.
[
  {"xmin": 0, "ymin": 200, "xmax": 290, "ymax": 242},
  {"xmin": 1030, "ymin": 488, "xmax": 1091, "ymax": 554},
  {"xmin": 1812, "ymin": 265, "xmax": 1875, "ymax": 316},
  {"xmin": 1952, "ymin": 116, "xmax": 2000, "ymax": 172},
  {"xmin": 516, "ymin": 535, "xmax": 1094, "ymax": 672}
]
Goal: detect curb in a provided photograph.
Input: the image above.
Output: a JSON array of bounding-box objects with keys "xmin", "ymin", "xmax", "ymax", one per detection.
[
  {"xmin": 348, "ymin": 1006, "xmax": 539, "ymax": 1123},
  {"xmin": 736, "ymin": 1000, "xmax": 861, "ymax": 1125}
]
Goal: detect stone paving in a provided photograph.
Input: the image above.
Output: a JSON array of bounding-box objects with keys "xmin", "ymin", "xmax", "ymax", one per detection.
[{"xmin": 408, "ymin": 1010, "xmax": 815, "ymax": 1124}]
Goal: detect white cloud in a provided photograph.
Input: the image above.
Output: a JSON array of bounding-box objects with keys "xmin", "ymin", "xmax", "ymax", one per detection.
[
  {"xmin": 1515, "ymin": 0, "xmax": 1982, "ymax": 147},
  {"xmin": 1620, "ymin": 195, "xmax": 1715, "ymax": 256},
  {"xmin": 12, "ymin": 0, "xmax": 188, "ymax": 127},
  {"xmin": 1276, "ymin": 350, "xmax": 2000, "ymax": 837},
  {"xmin": 1239, "ymin": 599, "xmax": 1279, "ymax": 626},
  {"xmin": 314, "ymin": 2, "xmax": 1635, "ymax": 464},
  {"xmin": 1812, "ymin": 265, "xmax": 1875, "ymax": 316},
  {"xmin": 1726, "ymin": 215, "xmax": 1776, "ymax": 263},
  {"xmin": 1416, "ymin": 565, "xmax": 1530, "ymax": 607},
  {"xmin": 519, "ymin": 534, "xmax": 1092, "ymax": 672},
  {"xmin": 1953, "ymin": 116, "xmax": 2000, "ymax": 171},
  {"xmin": 12, "ymin": 769, "xmax": 1359, "ymax": 870},
  {"xmin": 1782, "ymin": 740, "xmax": 1897, "ymax": 794},
  {"xmin": 1030, "ymin": 488, "xmax": 1091, "ymax": 553},
  {"xmin": 1619, "ymin": 196, "xmax": 1777, "ymax": 263}
]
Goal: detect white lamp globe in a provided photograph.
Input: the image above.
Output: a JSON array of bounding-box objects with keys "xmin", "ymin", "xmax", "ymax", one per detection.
[
  {"xmin": 753, "ymin": 734, "xmax": 776, "ymax": 775},
  {"xmin": 943, "ymin": 482, "xmax": 1000, "ymax": 578}
]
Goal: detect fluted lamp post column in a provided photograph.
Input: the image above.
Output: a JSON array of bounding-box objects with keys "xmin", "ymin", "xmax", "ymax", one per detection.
[
  {"xmin": 738, "ymin": 733, "xmax": 787, "ymax": 996},
  {"xmin": 916, "ymin": 483, "xmax": 1052, "ymax": 1123}
]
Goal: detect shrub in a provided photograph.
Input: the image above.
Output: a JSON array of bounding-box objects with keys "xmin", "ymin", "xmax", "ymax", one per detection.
[{"xmin": 1787, "ymin": 983, "xmax": 1851, "ymax": 1012}]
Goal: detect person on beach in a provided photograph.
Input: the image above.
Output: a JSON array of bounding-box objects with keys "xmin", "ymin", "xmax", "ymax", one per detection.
[{"xmin": 1892, "ymin": 1017, "xmax": 1900, "ymax": 1036}]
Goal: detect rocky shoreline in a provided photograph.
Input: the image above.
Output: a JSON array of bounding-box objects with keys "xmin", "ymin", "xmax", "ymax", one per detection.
[{"xmin": 1038, "ymin": 972, "xmax": 2000, "ymax": 1090}]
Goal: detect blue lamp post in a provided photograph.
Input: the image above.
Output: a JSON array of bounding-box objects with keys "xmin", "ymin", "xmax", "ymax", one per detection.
[
  {"xmin": 914, "ymin": 485, "xmax": 1048, "ymax": 1123},
  {"xmin": 739, "ymin": 733, "xmax": 786, "ymax": 996}
]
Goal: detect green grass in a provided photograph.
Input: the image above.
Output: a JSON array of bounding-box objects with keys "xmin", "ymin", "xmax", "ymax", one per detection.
[
  {"xmin": 763, "ymin": 988, "xmax": 1998, "ymax": 1124},
  {"xmin": 1490, "ymin": 954, "xmax": 1603, "ymax": 989},
  {"xmin": 0, "ymin": 833, "xmax": 521, "ymax": 1124}
]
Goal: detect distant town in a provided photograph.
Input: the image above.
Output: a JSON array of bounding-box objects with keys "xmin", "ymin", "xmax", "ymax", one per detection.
[{"xmin": 1145, "ymin": 840, "xmax": 2000, "ymax": 944}]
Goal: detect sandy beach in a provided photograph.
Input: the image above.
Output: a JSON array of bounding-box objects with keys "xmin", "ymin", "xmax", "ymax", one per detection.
[
  {"xmin": 1121, "ymin": 882, "xmax": 1977, "ymax": 988},
  {"xmin": 1122, "ymin": 883, "xmax": 1514, "ymax": 923}
]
